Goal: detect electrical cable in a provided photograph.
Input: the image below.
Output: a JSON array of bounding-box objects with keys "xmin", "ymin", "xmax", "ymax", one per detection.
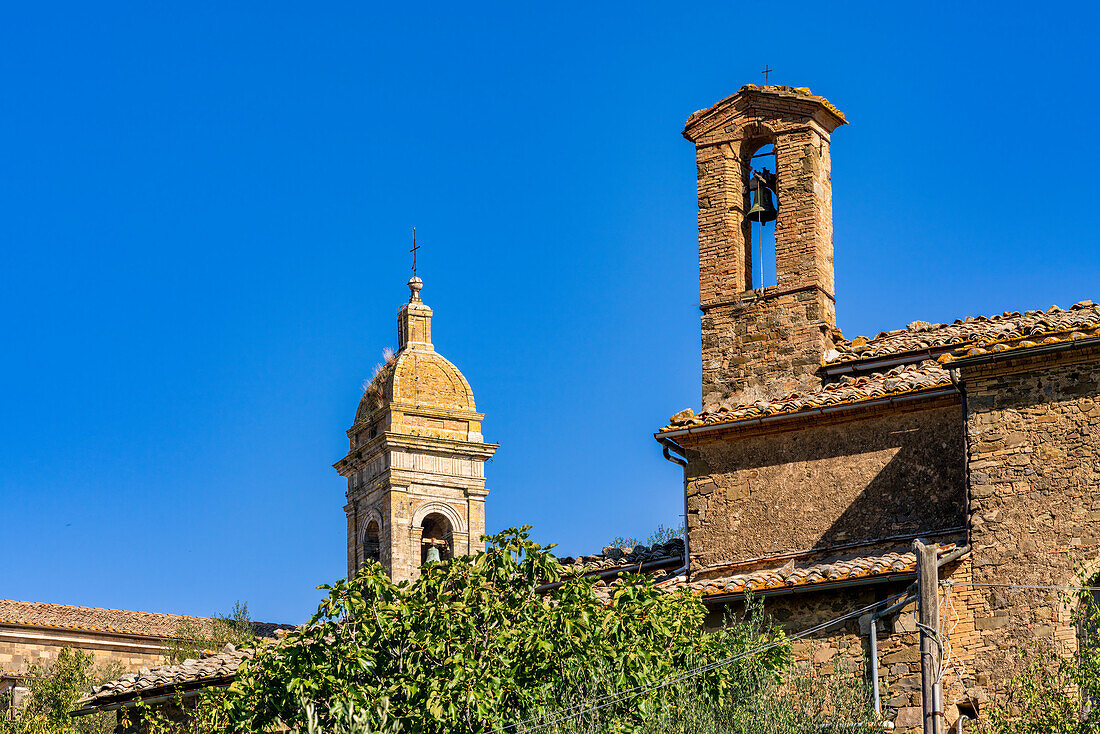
[{"xmin": 941, "ymin": 581, "xmax": 1100, "ymax": 592}]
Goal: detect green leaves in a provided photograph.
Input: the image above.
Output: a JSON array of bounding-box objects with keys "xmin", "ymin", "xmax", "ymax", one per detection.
[
  {"xmin": 985, "ymin": 571, "xmax": 1100, "ymax": 734},
  {"xmin": 0, "ymin": 647, "xmax": 122, "ymax": 734},
  {"xmin": 226, "ymin": 528, "xmax": 789, "ymax": 734}
]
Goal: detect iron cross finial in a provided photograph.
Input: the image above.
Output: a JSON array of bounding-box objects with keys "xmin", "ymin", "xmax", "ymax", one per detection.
[
  {"xmin": 410, "ymin": 227, "xmax": 420, "ymax": 277},
  {"xmin": 761, "ymin": 65, "xmax": 773, "ymax": 85}
]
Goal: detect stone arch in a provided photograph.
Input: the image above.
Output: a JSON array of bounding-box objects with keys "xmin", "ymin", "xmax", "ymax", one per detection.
[
  {"xmin": 413, "ymin": 501, "xmax": 465, "ymax": 566},
  {"xmin": 411, "ymin": 500, "xmax": 465, "ymax": 534},
  {"xmin": 358, "ymin": 507, "xmax": 384, "ymax": 568}
]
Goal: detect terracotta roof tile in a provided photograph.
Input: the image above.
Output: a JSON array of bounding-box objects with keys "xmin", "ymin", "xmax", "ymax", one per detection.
[
  {"xmin": 662, "ymin": 361, "xmax": 952, "ymax": 433},
  {"xmin": 663, "ymin": 544, "xmax": 958, "ymax": 598},
  {"xmin": 828, "ymin": 301, "xmax": 1100, "ymax": 365},
  {"xmin": 0, "ymin": 599, "xmax": 291, "ymax": 639},
  {"xmin": 661, "ymin": 301, "xmax": 1100, "ymax": 434},
  {"xmin": 77, "ymin": 646, "xmax": 253, "ymax": 708},
  {"xmin": 556, "ymin": 539, "xmax": 683, "ymax": 574}
]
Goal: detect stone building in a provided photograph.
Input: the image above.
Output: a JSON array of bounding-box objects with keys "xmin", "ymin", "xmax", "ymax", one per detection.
[
  {"xmin": 0, "ymin": 599, "xmax": 286, "ymax": 718},
  {"xmin": 656, "ymin": 83, "xmax": 1100, "ymax": 731},
  {"xmin": 334, "ymin": 275, "xmax": 497, "ymax": 582}
]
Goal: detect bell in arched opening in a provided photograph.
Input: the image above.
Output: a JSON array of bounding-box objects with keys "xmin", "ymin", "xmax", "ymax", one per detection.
[
  {"xmin": 424, "ymin": 544, "xmax": 442, "ymax": 564},
  {"xmin": 747, "ymin": 168, "xmax": 778, "ymax": 224}
]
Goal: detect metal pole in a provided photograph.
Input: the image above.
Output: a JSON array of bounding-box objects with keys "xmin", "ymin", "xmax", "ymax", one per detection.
[{"xmin": 915, "ymin": 540, "xmax": 942, "ymax": 734}]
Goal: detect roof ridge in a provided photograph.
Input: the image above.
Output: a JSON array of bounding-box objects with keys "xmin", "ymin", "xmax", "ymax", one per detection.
[
  {"xmin": 0, "ymin": 598, "xmax": 214, "ymax": 623},
  {"xmin": 828, "ymin": 299, "xmax": 1099, "ymax": 365}
]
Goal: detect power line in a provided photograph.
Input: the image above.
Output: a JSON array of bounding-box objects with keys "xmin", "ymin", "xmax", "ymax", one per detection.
[
  {"xmin": 496, "ymin": 591, "xmax": 910, "ymax": 734},
  {"xmin": 942, "ymin": 581, "xmax": 1100, "ymax": 592}
]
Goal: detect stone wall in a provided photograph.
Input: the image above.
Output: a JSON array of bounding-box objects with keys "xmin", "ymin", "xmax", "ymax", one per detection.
[
  {"xmin": 683, "ymin": 402, "xmax": 966, "ymax": 569},
  {"xmin": 700, "ymin": 286, "xmax": 836, "ymax": 411},
  {"xmin": 960, "ymin": 344, "xmax": 1100, "ymax": 700},
  {"xmin": 0, "ymin": 626, "xmax": 169, "ymax": 679},
  {"xmin": 708, "ymin": 558, "xmax": 979, "ymax": 733}
]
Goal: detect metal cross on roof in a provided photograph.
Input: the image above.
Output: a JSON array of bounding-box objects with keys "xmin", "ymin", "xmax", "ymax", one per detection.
[
  {"xmin": 410, "ymin": 227, "xmax": 420, "ymax": 277},
  {"xmin": 761, "ymin": 65, "xmax": 773, "ymax": 85}
]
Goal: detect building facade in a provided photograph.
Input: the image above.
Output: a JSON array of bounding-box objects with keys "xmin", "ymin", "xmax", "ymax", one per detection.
[
  {"xmin": 657, "ymin": 84, "xmax": 1100, "ymax": 731},
  {"xmin": 334, "ymin": 276, "xmax": 497, "ymax": 582},
  {"xmin": 0, "ymin": 600, "xmax": 286, "ymax": 718}
]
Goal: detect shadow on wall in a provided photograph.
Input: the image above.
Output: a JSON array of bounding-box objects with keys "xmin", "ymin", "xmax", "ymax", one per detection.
[{"xmin": 687, "ymin": 404, "xmax": 967, "ymax": 566}]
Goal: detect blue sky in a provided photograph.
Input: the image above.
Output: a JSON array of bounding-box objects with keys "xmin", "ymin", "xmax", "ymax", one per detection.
[{"xmin": 3, "ymin": 2, "xmax": 1098, "ymax": 624}]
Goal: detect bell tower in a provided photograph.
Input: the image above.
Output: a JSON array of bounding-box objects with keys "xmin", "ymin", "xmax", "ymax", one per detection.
[
  {"xmin": 334, "ymin": 276, "xmax": 497, "ymax": 582},
  {"xmin": 683, "ymin": 85, "xmax": 847, "ymax": 409}
]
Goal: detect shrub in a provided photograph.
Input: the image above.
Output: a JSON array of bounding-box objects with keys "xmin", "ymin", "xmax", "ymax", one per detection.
[
  {"xmin": 0, "ymin": 647, "xmax": 121, "ymax": 734},
  {"xmin": 226, "ymin": 527, "xmax": 791, "ymax": 734}
]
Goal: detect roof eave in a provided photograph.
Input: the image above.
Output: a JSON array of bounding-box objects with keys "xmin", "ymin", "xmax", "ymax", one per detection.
[
  {"xmin": 656, "ymin": 386, "xmax": 958, "ymax": 441},
  {"xmin": 701, "ymin": 571, "xmax": 916, "ymax": 604},
  {"xmin": 946, "ymin": 335, "xmax": 1100, "ymax": 369}
]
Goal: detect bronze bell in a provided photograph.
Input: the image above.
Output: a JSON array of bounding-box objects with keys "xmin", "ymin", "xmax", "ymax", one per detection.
[
  {"xmin": 425, "ymin": 544, "xmax": 442, "ymax": 564},
  {"xmin": 747, "ymin": 173, "xmax": 778, "ymax": 224}
]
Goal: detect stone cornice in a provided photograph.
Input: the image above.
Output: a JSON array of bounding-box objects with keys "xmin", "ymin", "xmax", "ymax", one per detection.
[{"xmin": 335, "ymin": 432, "xmax": 497, "ymax": 475}]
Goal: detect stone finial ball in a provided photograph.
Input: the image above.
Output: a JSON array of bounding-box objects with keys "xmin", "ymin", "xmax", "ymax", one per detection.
[{"xmin": 408, "ymin": 276, "xmax": 423, "ymax": 300}]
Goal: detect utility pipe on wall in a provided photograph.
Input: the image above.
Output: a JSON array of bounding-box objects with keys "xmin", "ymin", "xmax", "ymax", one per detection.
[
  {"xmin": 657, "ymin": 438, "xmax": 690, "ymax": 580},
  {"xmin": 867, "ymin": 546, "xmax": 969, "ymax": 720},
  {"xmin": 869, "ymin": 588, "xmax": 917, "ymax": 717}
]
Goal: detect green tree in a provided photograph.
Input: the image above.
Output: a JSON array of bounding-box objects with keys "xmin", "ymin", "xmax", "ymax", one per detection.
[
  {"xmin": 0, "ymin": 647, "xmax": 122, "ymax": 734},
  {"xmin": 607, "ymin": 523, "xmax": 684, "ymax": 551},
  {"xmin": 985, "ymin": 576, "xmax": 1100, "ymax": 734},
  {"xmin": 226, "ymin": 527, "xmax": 790, "ymax": 734}
]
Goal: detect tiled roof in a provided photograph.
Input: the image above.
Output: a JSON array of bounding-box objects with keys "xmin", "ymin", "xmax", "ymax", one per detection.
[
  {"xmin": 660, "ymin": 301, "xmax": 1100, "ymax": 434},
  {"xmin": 76, "ymin": 646, "xmax": 252, "ymax": 709},
  {"xmin": 939, "ymin": 323, "xmax": 1100, "ymax": 364},
  {"xmin": 664, "ymin": 544, "xmax": 959, "ymax": 598},
  {"xmin": 556, "ymin": 539, "xmax": 684, "ymax": 574},
  {"xmin": 828, "ymin": 301, "xmax": 1100, "ymax": 365},
  {"xmin": 0, "ymin": 600, "xmax": 291, "ymax": 639},
  {"xmin": 661, "ymin": 361, "xmax": 952, "ymax": 433}
]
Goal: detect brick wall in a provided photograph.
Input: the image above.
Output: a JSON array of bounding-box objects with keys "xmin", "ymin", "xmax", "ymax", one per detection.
[
  {"xmin": 685, "ymin": 86, "xmax": 844, "ymax": 409},
  {"xmin": 683, "ymin": 402, "xmax": 966, "ymax": 569},
  {"xmin": 960, "ymin": 344, "xmax": 1100, "ymax": 701}
]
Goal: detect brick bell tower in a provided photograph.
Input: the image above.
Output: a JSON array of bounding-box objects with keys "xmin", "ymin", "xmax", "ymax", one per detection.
[
  {"xmin": 683, "ymin": 85, "xmax": 847, "ymax": 410},
  {"xmin": 334, "ymin": 276, "xmax": 497, "ymax": 582}
]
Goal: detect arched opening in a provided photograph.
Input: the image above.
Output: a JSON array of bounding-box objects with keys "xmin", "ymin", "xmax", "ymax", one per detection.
[
  {"xmin": 362, "ymin": 519, "xmax": 381, "ymax": 566},
  {"xmin": 744, "ymin": 141, "xmax": 778, "ymax": 290},
  {"xmin": 420, "ymin": 513, "xmax": 453, "ymax": 565}
]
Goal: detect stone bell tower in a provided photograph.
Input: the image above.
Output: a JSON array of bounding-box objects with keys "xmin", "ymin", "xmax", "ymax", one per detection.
[
  {"xmin": 334, "ymin": 276, "xmax": 497, "ymax": 582},
  {"xmin": 683, "ymin": 85, "xmax": 847, "ymax": 410}
]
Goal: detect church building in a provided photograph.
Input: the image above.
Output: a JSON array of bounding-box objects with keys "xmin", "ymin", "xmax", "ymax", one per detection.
[{"xmin": 656, "ymin": 83, "xmax": 1100, "ymax": 731}]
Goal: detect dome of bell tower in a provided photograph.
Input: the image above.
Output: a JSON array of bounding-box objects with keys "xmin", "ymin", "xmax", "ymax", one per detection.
[{"xmin": 352, "ymin": 277, "xmax": 481, "ymax": 441}]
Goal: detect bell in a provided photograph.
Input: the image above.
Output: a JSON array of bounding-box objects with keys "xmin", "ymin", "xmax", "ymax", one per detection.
[
  {"xmin": 747, "ymin": 185, "xmax": 777, "ymax": 224},
  {"xmin": 425, "ymin": 544, "xmax": 442, "ymax": 564}
]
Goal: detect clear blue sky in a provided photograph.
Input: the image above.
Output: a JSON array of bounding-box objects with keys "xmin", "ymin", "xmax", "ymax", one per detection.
[{"xmin": 3, "ymin": 2, "xmax": 1098, "ymax": 625}]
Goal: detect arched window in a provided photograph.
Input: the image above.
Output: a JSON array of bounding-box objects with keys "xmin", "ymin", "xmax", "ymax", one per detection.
[
  {"xmin": 362, "ymin": 519, "xmax": 381, "ymax": 566},
  {"xmin": 745, "ymin": 142, "xmax": 778, "ymax": 290},
  {"xmin": 420, "ymin": 513, "xmax": 453, "ymax": 565}
]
